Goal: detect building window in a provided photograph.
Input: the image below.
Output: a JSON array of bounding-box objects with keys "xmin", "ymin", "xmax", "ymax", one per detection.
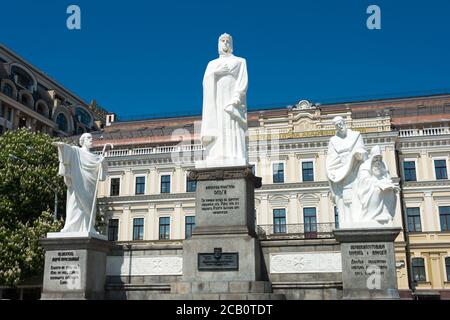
[
  {"xmin": 435, "ymin": 160, "xmax": 448, "ymax": 180},
  {"xmin": 7, "ymin": 107, "xmax": 12, "ymax": 122},
  {"xmin": 439, "ymin": 206, "xmax": 450, "ymax": 231},
  {"xmin": 75, "ymin": 108, "xmax": 92, "ymax": 126},
  {"xmin": 56, "ymin": 113, "xmax": 68, "ymax": 132},
  {"xmin": 334, "ymin": 206, "xmax": 339, "ymax": 229},
  {"xmin": 407, "ymin": 208, "xmax": 422, "ymax": 232},
  {"xmin": 273, "ymin": 163, "xmax": 284, "ymax": 183},
  {"xmin": 304, "ymin": 207, "xmax": 317, "ymax": 238},
  {"xmin": 302, "ymin": 161, "xmax": 314, "ymax": 182},
  {"xmin": 108, "ymin": 219, "xmax": 119, "ymax": 241},
  {"xmin": 185, "ymin": 216, "xmax": 195, "ymax": 239},
  {"xmin": 135, "ymin": 176, "xmax": 145, "ymax": 195},
  {"xmin": 186, "ymin": 176, "xmax": 197, "ymax": 192},
  {"xmin": 403, "ymin": 161, "xmax": 417, "ymax": 182},
  {"xmin": 161, "ymin": 175, "xmax": 171, "ymax": 193},
  {"xmin": 132, "ymin": 218, "xmax": 144, "ymax": 241},
  {"xmin": 159, "ymin": 217, "xmax": 170, "ymax": 240},
  {"xmin": 110, "ymin": 178, "xmax": 120, "ymax": 196},
  {"xmin": 2, "ymin": 84, "xmax": 13, "ymax": 97},
  {"xmin": 446, "ymin": 257, "xmax": 450, "ymax": 282},
  {"xmin": 273, "ymin": 209, "xmax": 286, "ymax": 233},
  {"xmin": 412, "ymin": 258, "xmax": 426, "ymax": 282}
]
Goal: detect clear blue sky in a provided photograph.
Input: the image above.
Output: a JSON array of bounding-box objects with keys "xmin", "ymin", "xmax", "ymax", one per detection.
[{"xmin": 1, "ymin": 0, "xmax": 450, "ymax": 119}]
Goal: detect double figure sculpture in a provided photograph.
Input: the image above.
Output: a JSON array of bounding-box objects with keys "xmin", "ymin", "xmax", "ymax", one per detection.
[{"xmin": 326, "ymin": 116, "xmax": 399, "ymax": 228}]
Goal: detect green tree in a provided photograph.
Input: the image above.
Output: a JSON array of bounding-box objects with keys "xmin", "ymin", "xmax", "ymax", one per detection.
[{"xmin": 0, "ymin": 129, "xmax": 65, "ymax": 286}]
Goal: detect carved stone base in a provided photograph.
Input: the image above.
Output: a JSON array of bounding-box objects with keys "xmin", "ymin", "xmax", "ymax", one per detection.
[
  {"xmin": 334, "ymin": 228, "xmax": 401, "ymax": 300},
  {"xmin": 40, "ymin": 236, "xmax": 111, "ymax": 300}
]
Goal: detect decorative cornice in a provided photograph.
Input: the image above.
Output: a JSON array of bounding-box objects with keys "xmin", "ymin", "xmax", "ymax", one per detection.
[
  {"xmin": 403, "ymin": 180, "xmax": 450, "ymax": 190},
  {"xmin": 99, "ymin": 192, "xmax": 195, "ymax": 203},
  {"xmin": 258, "ymin": 181, "xmax": 329, "ymax": 191}
]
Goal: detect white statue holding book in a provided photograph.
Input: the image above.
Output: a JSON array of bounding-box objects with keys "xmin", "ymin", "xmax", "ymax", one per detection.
[{"xmin": 196, "ymin": 33, "xmax": 249, "ymax": 168}]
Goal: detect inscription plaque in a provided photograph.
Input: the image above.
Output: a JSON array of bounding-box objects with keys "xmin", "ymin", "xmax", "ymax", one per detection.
[
  {"xmin": 198, "ymin": 248, "xmax": 239, "ymax": 271},
  {"xmin": 46, "ymin": 250, "xmax": 82, "ymax": 290}
]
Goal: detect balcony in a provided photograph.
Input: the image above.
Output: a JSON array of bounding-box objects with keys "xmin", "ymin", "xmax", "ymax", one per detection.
[
  {"xmin": 256, "ymin": 223, "xmax": 336, "ymax": 240},
  {"xmin": 399, "ymin": 127, "xmax": 450, "ymax": 138},
  {"xmin": 96, "ymin": 144, "xmax": 204, "ymax": 157}
]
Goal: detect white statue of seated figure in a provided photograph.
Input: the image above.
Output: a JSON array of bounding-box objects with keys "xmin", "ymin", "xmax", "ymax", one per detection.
[{"xmin": 350, "ymin": 145, "xmax": 399, "ymax": 228}]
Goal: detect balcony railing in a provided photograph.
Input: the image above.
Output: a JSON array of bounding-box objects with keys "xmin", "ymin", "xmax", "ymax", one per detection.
[
  {"xmin": 399, "ymin": 127, "xmax": 450, "ymax": 138},
  {"xmin": 95, "ymin": 144, "xmax": 204, "ymax": 157},
  {"xmin": 256, "ymin": 223, "xmax": 336, "ymax": 240}
]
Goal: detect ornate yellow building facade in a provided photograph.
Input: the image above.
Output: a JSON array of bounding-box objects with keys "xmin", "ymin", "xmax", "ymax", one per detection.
[{"xmin": 94, "ymin": 95, "xmax": 450, "ymax": 299}]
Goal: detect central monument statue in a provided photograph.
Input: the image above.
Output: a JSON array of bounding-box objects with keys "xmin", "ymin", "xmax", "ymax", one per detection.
[{"xmin": 197, "ymin": 33, "xmax": 248, "ymax": 168}]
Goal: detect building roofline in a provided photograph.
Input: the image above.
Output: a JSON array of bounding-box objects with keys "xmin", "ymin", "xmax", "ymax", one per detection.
[{"xmin": 0, "ymin": 43, "xmax": 91, "ymax": 108}]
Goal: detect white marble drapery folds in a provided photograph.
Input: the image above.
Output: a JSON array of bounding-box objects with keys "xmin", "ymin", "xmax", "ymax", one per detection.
[
  {"xmin": 326, "ymin": 126, "xmax": 367, "ymax": 228},
  {"xmin": 56, "ymin": 143, "xmax": 107, "ymax": 233},
  {"xmin": 351, "ymin": 145, "xmax": 397, "ymax": 227},
  {"xmin": 197, "ymin": 33, "xmax": 248, "ymax": 168}
]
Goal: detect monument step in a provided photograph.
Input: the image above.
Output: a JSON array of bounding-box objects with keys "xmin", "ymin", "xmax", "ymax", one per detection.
[
  {"xmin": 142, "ymin": 293, "xmax": 286, "ymax": 300},
  {"xmin": 171, "ymin": 281, "xmax": 272, "ymax": 294}
]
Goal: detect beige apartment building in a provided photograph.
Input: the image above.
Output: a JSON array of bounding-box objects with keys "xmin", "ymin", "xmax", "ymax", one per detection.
[
  {"xmin": 0, "ymin": 44, "xmax": 107, "ymax": 136},
  {"xmin": 92, "ymin": 95, "xmax": 450, "ymax": 299}
]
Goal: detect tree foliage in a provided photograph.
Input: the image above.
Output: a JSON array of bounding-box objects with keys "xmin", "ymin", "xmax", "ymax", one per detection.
[{"xmin": 0, "ymin": 129, "xmax": 65, "ymax": 286}]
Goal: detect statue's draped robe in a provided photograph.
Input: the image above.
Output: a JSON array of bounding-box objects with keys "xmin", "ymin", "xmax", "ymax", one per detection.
[
  {"xmin": 201, "ymin": 54, "xmax": 248, "ymax": 166},
  {"xmin": 326, "ymin": 129, "xmax": 366, "ymax": 225},
  {"xmin": 351, "ymin": 155, "xmax": 396, "ymax": 224},
  {"xmin": 57, "ymin": 144, "xmax": 107, "ymax": 232}
]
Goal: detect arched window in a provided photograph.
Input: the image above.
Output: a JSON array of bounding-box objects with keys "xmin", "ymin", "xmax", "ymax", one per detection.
[
  {"xmin": 11, "ymin": 65, "xmax": 35, "ymax": 91},
  {"xmin": 2, "ymin": 84, "xmax": 13, "ymax": 97},
  {"xmin": 76, "ymin": 126, "xmax": 85, "ymax": 135},
  {"xmin": 412, "ymin": 258, "xmax": 426, "ymax": 282},
  {"xmin": 75, "ymin": 108, "xmax": 92, "ymax": 127},
  {"xmin": 56, "ymin": 113, "xmax": 68, "ymax": 132},
  {"xmin": 35, "ymin": 101, "xmax": 49, "ymax": 118}
]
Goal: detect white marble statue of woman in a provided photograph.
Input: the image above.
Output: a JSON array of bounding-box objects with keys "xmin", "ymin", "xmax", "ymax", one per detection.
[
  {"xmin": 52, "ymin": 133, "xmax": 108, "ymax": 234},
  {"xmin": 351, "ymin": 145, "xmax": 399, "ymax": 227},
  {"xmin": 326, "ymin": 116, "xmax": 367, "ymax": 228},
  {"xmin": 197, "ymin": 33, "xmax": 249, "ymax": 168}
]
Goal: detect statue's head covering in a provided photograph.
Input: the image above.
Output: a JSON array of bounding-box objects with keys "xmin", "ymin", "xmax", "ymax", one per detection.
[
  {"xmin": 218, "ymin": 33, "xmax": 233, "ymax": 55},
  {"xmin": 360, "ymin": 145, "xmax": 388, "ymax": 177},
  {"xmin": 79, "ymin": 133, "xmax": 92, "ymax": 147},
  {"xmin": 332, "ymin": 116, "xmax": 345, "ymax": 125}
]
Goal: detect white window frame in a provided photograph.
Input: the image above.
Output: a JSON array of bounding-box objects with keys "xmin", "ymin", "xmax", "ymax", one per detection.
[
  {"xmin": 159, "ymin": 172, "xmax": 172, "ymax": 194},
  {"xmin": 405, "ymin": 206, "xmax": 423, "ymax": 232},
  {"xmin": 184, "ymin": 170, "xmax": 196, "ymax": 193},
  {"xmin": 271, "ymin": 161, "xmax": 286, "ymax": 183},
  {"xmin": 433, "ymin": 157, "xmax": 449, "ymax": 180},
  {"xmin": 272, "ymin": 207, "xmax": 288, "ymax": 226},
  {"xmin": 109, "ymin": 175, "xmax": 122, "ymax": 197},
  {"xmin": 133, "ymin": 174, "xmax": 147, "ymax": 195},
  {"xmin": 158, "ymin": 215, "xmax": 171, "ymax": 240},
  {"xmin": 131, "ymin": 216, "xmax": 145, "ymax": 241},
  {"xmin": 249, "ymin": 162, "xmax": 258, "ymax": 176},
  {"xmin": 184, "ymin": 215, "xmax": 196, "ymax": 239},
  {"xmin": 411, "ymin": 256, "xmax": 428, "ymax": 283},
  {"xmin": 107, "ymin": 217, "xmax": 120, "ymax": 241},
  {"xmin": 402, "ymin": 158, "xmax": 419, "ymax": 181},
  {"xmin": 300, "ymin": 158, "xmax": 315, "ymax": 182},
  {"xmin": 443, "ymin": 256, "xmax": 450, "ymax": 283}
]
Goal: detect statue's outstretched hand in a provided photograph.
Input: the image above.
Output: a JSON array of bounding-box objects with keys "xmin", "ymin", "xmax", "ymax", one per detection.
[
  {"xmin": 202, "ymin": 135, "xmax": 214, "ymax": 146},
  {"xmin": 52, "ymin": 142, "xmax": 65, "ymax": 147}
]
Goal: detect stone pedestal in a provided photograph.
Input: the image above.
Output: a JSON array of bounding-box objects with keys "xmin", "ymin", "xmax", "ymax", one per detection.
[
  {"xmin": 40, "ymin": 236, "xmax": 111, "ymax": 300},
  {"xmin": 173, "ymin": 166, "xmax": 283, "ymax": 299},
  {"xmin": 334, "ymin": 228, "xmax": 401, "ymax": 300}
]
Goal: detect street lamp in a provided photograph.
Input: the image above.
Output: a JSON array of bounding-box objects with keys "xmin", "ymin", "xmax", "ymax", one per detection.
[{"xmin": 8, "ymin": 153, "xmax": 59, "ymax": 220}]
